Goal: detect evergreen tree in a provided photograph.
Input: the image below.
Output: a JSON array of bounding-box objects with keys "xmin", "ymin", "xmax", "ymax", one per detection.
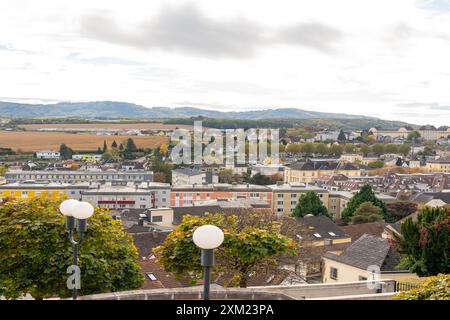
[
  {"xmin": 397, "ymin": 207, "xmax": 449, "ymax": 276},
  {"xmin": 59, "ymin": 143, "xmax": 73, "ymax": 160},
  {"xmin": 125, "ymin": 138, "xmax": 137, "ymax": 153},
  {"xmin": 341, "ymin": 184, "xmax": 393, "ymax": 223},
  {"xmin": 102, "ymin": 140, "xmax": 107, "ymax": 153},
  {"xmin": 293, "ymin": 191, "xmax": 330, "ymax": 219},
  {"xmin": 111, "ymin": 140, "xmax": 118, "ymax": 148},
  {"xmin": 337, "ymin": 130, "xmax": 346, "ymax": 142}
]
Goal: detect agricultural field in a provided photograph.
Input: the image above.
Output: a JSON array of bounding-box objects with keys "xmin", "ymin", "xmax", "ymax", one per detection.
[
  {"xmin": 0, "ymin": 131, "xmax": 169, "ymax": 152},
  {"xmin": 18, "ymin": 123, "xmax": 194, "ymax": 131}
]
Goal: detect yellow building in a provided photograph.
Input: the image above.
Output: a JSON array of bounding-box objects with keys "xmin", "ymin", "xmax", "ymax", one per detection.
[
  {"xmin": 269, "ymin": 183, "xmax": 330, "ymax": 215},
  {"xmin": 339, "ymin": 154, "xmax": 363, "ymax": 163},
  {"xmin": 322, "ymin": 234, "xmax": 418, "ymax": 283},
  {"xmin": 0, "ymin": 182, "xmax": 88, "ymax": 201},
  {"xmin": 328, "ymin": 191, "xmax": 353, "ymax": 221},
  {"xmin": 284, "ymin": 161, "xmax": 362, "ymax": 184},
  {"xmin": 426, "ymin": 157, "xmax": 450, "ymax": 173}
]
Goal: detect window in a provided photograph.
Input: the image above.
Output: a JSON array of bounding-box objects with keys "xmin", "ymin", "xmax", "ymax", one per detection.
[
  {"xmin": 328, "ymin": 232, "xmax": 337, "ymax": 236},
  {"xmin": 359, "ymin": 276, "xmax": 367, "ymax": 281},
  {"xmin": 146, "ymin": 273, "xmax": 157, "ymax": 281},
  {"xmin": 152, "ymin": 215, "xmax": 163, "ymax": 222},
  {"xmin": 330, "ymin": 267, "xmax": 338, "ymax": 280},
  {"xmin": 313, "ymin": 233, "xmax": 322, "ymax": 238}
]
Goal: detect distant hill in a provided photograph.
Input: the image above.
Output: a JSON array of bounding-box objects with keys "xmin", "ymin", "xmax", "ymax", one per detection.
[
  {"xmin": 0, "ymin": 100, "xmax": 415, "ymax": 130},
  {"xmin": 0, "ymin": 100, "xmax": 374, "ymax": 120}
]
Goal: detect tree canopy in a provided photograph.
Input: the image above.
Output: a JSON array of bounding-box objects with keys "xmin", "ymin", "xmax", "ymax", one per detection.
[
  {"xmin": 341, "ymin": 184, "xmax": 393, "ymax": 223},
  {"xmin": 292, "ymin": 191, "xmax": 330, "ymax": 219},
  {"xmin": 396, "ymin": 207, "xmax": 449, "ymax": 277},
  {"xmin": 351, "ymin": 201, "xmax": 383, "ymax": 224},
  {"xmin": 59, "ymin": 143, "xmax": 74, "ymax": 160},
  {"xmin": 0, "ymin": 197, "xmax": 144, "ymax": 299},
  {"xmin": 154, "ymin": 211, "xmax": 295, "ymax": 288}
]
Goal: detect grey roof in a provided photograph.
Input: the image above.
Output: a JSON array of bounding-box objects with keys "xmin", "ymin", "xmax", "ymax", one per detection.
[
  {"xmin": 173, "ymin": 168, "xmax": 203, "ymax": 176},
  {"xmin": 324, "ymin": 234, "xmax": 404, "ymax": 272},
  {"xmin": 427, "ymin": 157, "xmax": 450, "ymax": 164},
  {"xmin": 297, "ymin": 215, "xmax": 349, "ymax": 239},
  {"xmin": 340, "ymin": 221, "xmax": 386, "ymax": 241},
  {"xmin": 287, "ymin": 161, "xmax": 360, "ymax": 171},
  {"xmin": 412, "ymin": 192, "xmax": 450, "ymax": 204}
]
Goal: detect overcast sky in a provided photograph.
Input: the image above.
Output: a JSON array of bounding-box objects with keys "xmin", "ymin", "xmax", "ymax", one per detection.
[{"xmin": 1, "ymin": 0, "xmax": 450, "ymax": 126}]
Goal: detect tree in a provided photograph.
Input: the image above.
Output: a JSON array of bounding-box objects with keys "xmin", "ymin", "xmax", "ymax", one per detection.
[
  {"xmin": 360, "ymin": 144, "xmax": 370, "ymax": 156},
  {"xmin": 341, "ymin": 184, "xmax": 393, "ymax": 223},
  {"xmin": 351, "ymin": 202, "xmax": 383, "ymax": 224},
  {"xmin": 153, "ymin": 172, "xmax": 167, "ymax": 183},
  {"xmin": 159, "ymin": 143, "xmax": 169, "ymax": 155},
  {"xmin": 329, "ymin": 144, "xmax": 344, "ymax": 156},
  {"xmin": 102, "ymin": 140, "xmax": 108, "ymax": 153},
  {"xmin": 407, "ymin": 131, "xmax": 421, "ymax": 142},
  {"xmin": 0, "ymin": 197, "xmax": 144, "ymax": 299},
  {"xmin": 293, "ymin": 191, "xmax": 330, "ymax": 218},
  {"xmin": 300, "ymin": 142, "xmax": 314, "ymax": 156},
  {"xmin": 101, "ymin": 152, "xmax": 112, "ymax": 161},
  {"xmin": 218, "ymin": 169, "xmax": 235, "ymax": 184},
  {"xmin": 125, "ymin": 138, "xmax": 137, "ymax": 153},
  {"xmin": 385, "ymin": 144, "xmax": 399, "ymax": 154},
  {"xmin": 399, "ymin": 144, "xmax": 411, "ymax": 157},
  {"xmin": 96, "ymin": 147, "xmax": 102, "ymax": 154},
  {"xmin": 396, "ymin": 207, "xmax": 449, "ymax": 277},
  {"xmin": 393, "ymin": 274, "xmax": 450, "ymax": 300},
  {"xmin": 387, "ymin": 201, "xmax": 418, "ymax": 221},
  {"xmin": 59, "ymin": 143, "xmax": 74, "ymax": 160},
  {"xmin": 0, "ymin": 165, "xmax": 6, "ymax": 176},
  {"xmin": 337, "ymin": 130, "xmax": 346, "ymax": 142},
  {"xmin": 314, "ymin": 143, "xmax": 328, "ymax": 156},
  {"xmin": 371, "ymin": 144, "xmax": 385, "ymax": 156},
  {"xmin": 286, "ymin": 143, "xmax": 301, "ymax": 154},
  {"xmin": 111, "ymin": 140, "xmax": 118, "ymax": 148},
  {"xmin": 154, "ymin": 211, "xmax": 295, "ymax": 288},
  {"xmin": 344, "ymin": 144, "xmax": 356, "ymax": 154},
  {"xmin": 368, "ymin": 160, "xmax": 384, "ymax": 169}
]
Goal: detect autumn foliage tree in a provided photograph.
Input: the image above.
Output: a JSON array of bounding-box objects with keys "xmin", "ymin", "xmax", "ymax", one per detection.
[
  {"xmin": 154, "ymin": 211, "xmax": 296, "ymax": 288},
  {"xmin": 0, "ymin": 197, "xmax": 144, "ymax": 299}
]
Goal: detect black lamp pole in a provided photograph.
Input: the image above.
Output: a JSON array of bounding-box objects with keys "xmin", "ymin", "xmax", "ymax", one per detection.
[
  {"xmin": 201, "ymin": 249, "xmax": 214, "ymax": 300},
  {"xmin": 65, "ymin": 216, "xmax": 87, "ymax": 300}
]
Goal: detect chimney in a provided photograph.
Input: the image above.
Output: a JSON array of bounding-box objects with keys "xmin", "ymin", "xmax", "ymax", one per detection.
[
  {"xmin": 152, "ymin": 229, "xmax": 159, "ymax": 238},
  {"xmin": 138, "ymin": 218, "xmax": 144, "ymax": 226}
]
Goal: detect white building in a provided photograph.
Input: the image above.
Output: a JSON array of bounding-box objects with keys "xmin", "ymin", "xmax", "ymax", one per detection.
[
  {"xmin": 36, "ymin": 150, "xmax": 60, "ymax": 160},
  {"xmin": 172, "ymin": 168, "xmax": 218, "ymax": 186},
  {"xmin": 80, "ymin": 182, "xmax": 171, "ymax": 210}
]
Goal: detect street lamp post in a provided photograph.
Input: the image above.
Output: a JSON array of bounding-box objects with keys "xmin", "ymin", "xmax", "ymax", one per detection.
[
  {"xmin": 192, "ymin": 225, "xmax": 224, "ymax": 301},
  {"xmin": 59, "ymin": 199, "xmax": 94, "ymax": 300}
]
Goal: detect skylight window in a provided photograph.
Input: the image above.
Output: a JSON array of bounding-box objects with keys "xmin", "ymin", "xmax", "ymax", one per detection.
[
  {"xmin": 313, "ymin": 233, "xmax": 321, "ymax": 238},
  {"xmin": 328, "ymin": 232, "xmax": 337, "ymax": 236},
  {"xmin": 146, "ymin": 273, "xmax": 157, "ymax": 281}
]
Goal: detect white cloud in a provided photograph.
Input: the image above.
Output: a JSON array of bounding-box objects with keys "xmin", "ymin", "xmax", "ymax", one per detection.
[{"xmin": 0, "ymin": 0, "xmax": 449, "ymax": 125}]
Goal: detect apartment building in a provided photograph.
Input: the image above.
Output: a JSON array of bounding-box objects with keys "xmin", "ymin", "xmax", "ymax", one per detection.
[
  {"xmin": 171, "ymin": 168, "xmax": 218, "ymax": 186},
  {"xmin": 284, "ymin": 161, "xmax": 362, "ymax": 183},
  {"xmin": 170, "ymin": 183, "xmax": 272, "ymax": 207},
  {"xmin": 268, "ymin": 183, "xmax": 329, "ymax": 215},
  {"xmin": 5, "ymin": 170, "xmax": 153, "ymax": 183},
  {"xmin": 81, "ymin": 182, "xmax": 170, "ymax": 210},
  {"xmin": 426, "ymin": 157, "xmax": 450, "ymax": 173},
  {"xmin": 0, "ymin": 181, "xmax": 90, "ymax": 201}
]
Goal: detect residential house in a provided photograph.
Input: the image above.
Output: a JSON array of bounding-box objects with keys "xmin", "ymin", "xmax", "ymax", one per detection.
[{"xmin": 322, "ymin": 234, "xmax": 418, "ymax": 283}]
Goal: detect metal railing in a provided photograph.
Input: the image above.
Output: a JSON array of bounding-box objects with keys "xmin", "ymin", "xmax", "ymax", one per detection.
[{"xmin": 395, "ymin": 281, "xmax": 421, "ymax": 292}]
